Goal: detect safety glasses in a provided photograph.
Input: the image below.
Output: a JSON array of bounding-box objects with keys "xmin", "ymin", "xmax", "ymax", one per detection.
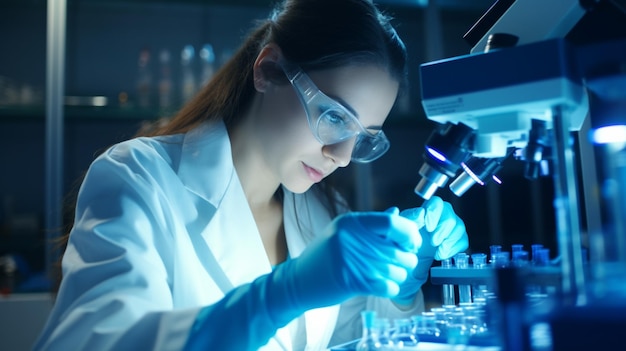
[{"xmin": 281, "ymin": 63, "xmax": 390, "ymax": 163}]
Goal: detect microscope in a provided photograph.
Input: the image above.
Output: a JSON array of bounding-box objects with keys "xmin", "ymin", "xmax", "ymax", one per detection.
[{"xmin": 415, "ymin": 0, "xmax": 626, "ymax": 349}]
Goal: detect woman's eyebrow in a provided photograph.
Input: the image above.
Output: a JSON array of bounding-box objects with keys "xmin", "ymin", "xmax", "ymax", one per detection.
[
  {"xmin": 327, "ymin": 94, "xmax": 358, "ymax": 117},
  {"xmin": 327, "ymin": 94, "xmax": 384, "ymax": 130}
]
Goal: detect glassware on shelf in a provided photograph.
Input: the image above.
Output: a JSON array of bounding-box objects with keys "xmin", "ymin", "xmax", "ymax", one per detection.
[
  {"xmin": 158, "ymin": 49, "xmax": 173, "ymax": 110},
  {"xmin": 137, "ymin": 47, "xmax": 153, "ymax": 108},
  {"xmin": 199, "ymin": 43, "xmax": 216, "ymax": 88},
  {"xmin": 180, "ymin": 44, "xmax": 197, "ymax": 104}
]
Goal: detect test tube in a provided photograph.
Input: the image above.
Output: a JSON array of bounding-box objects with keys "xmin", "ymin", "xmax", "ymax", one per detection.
[
  {"xmin": 489, "ymin": 245, "xmax": 502, "ymax": 264},
  {"xmin": 471, "ymin": 253, "xmax": 487, "ymax": 269},
  {"xmin": 492, "ymin": 251, "xmax": 510, "ymax": 268},
  {"xmin": 455, "ymin": 253, "xmax": 472, "ymax": 303},
  {"xmin": 512, "ymin": 250, "xmax": 530, "ymax": 267},
  {"xmin": 470, "ymin": 253, "xmax": 489, "ymax": 299},
  {"xmin": 534, "ymin": 248, "xmax": 551, "ymax": 266},
  {"xmin": 531, "ymin": 244, "xmax": 544, "ymax": 265},
  {"xmin": 441, "ymin": 258, "xmax": 455, "ymax": 306}
]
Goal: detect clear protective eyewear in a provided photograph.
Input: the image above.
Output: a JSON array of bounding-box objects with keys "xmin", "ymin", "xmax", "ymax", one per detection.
[{"xmin": 281, "ymin": 63, "xmax": 390, "ymax": 163}]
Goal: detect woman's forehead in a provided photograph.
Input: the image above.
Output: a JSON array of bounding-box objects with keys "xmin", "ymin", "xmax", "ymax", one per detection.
[{"xmin": 308, "ymin": 65, "xmax": 399, "ymax": 125}]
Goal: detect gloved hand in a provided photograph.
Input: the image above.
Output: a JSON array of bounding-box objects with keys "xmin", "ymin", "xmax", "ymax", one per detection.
[
  {"xmin": 185, "ymin": 211, "xmax": 421, "ymax": 351},
  {"xmin": 268, "ymin": 211, "xmax": 422, "ymax": 321},
  {"xmin": 393, "ymin": 196, "xmax": 468, "ymax": 305}
]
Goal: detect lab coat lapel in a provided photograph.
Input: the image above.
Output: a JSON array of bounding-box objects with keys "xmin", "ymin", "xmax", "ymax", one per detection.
[
  {"xmin": 177, "ymin": 122, "xmax": 293, "ymax": 350},
  {"xmin": 177, "ymin": 121, "xmax": 272, "ymax": 289}
]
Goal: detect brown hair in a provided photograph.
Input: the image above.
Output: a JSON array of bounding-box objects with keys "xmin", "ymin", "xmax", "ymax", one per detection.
[{"xmin": 138, "ymin": 0, "xmax": 408, "ymax": 137}]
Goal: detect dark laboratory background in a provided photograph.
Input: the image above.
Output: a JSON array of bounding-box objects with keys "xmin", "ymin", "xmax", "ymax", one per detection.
[{"xmin": 0, "ymin": 0, "xmax": 560, "ymax": 306}]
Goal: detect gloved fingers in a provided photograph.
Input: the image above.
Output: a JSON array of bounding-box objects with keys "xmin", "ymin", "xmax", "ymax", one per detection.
[
  {"xmin": 423, "ymin": 196, "xmax": 445, "ymax": 232},
  {"xmin": 385, "ymin": 215, "xmax": 421, "ymax": 253},
  {"xmin": 346, "ymin": 212, "xmax": 405, "ymax": 239},
  {"xmin": 368, "ymin": 262, "xmax": 412, "ymax": 298},
  {"xmin": 430, "ymin": 214, "xmax": 457, "ymax": 247},
  {"xmin": 429, "ymin": 201, "xmax": 463, "ymax": 245},
  {"xmin": 343, "ymin": 224, "xmax": 411, "ymax": 260},
  {"xmin": 350, "ymin": 238, "xmax": 418, "ymax": 272},
  {"xmin": 385, "ymin": 263, "xmax": 410, "ymax": 284},
  {"xmin": 341, "ymin": 230, "xmax": 417, "ymax": 283},
  {"xmin": 399, "ymin": 207, "xmax": 426, "ymax": 229},
  {"xmin": 411, "ymin": 255, "xmax": 435, "ymax": 280},
  {"xmin": 435, "ymin": 225, "xmax": 469, "ymax": 260},
  {"xmin": 385, "ymin": 207, "xmax": 400, "ymax": 215},
  {"xmin": 347, "ymin": 259, "xmax": 407, "ymax": 297},
  {"xmin": 342, "ymin": 211, "xmax": 419, "ymax": 253},
  {"xmin": 377, "ymin": 280, "xmax": 401, "ymax": 297},
  {"xmin": 384, "ymin": 206, "xmax": 421, "ymax": 252},
  {"xmin": 395, "ymin": 249, "xmax": 419, "ymax": 271}
]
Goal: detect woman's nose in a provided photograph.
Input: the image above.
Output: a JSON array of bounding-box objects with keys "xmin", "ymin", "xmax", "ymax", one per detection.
[{"xmin": 322, "ymin": 139, "xmax": 354, "ymax": 167}]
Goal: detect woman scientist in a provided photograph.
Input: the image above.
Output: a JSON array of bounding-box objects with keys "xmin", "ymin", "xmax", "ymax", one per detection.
[{"xmin": 34, "ymin": 0, "xmax": 468, "ymax": 350}]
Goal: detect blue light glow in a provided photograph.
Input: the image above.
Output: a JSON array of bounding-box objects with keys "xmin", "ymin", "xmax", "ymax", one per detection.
[
  {"xmin": 492, "ymin": 175, "xmax": 502, "ymax": 184},
  {"xmin": 592, "ymin": 125, "xmax": 626, "ymax": 144},
  {"xmin": 427, "ymin": 147, "xmax": 447, "ymax": 162}
]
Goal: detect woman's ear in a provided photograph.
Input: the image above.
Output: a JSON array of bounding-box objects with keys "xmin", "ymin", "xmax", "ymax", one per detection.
[{"xmin": 253, "ymin": 43, "xmax": 284, "ymax": 92}]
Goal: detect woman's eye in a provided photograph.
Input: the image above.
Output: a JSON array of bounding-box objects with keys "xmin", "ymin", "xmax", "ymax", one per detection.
[{"xmin": 321, "ymin": 108, "xmax": 351, "ymax": 126}]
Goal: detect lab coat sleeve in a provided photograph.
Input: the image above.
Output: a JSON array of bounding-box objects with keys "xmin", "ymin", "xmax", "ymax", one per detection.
[
  {"xmin": 34, "ymin": 143, "xmax": 201, "ymax": 351},
  {"xmin": 34, "ymin": 142, "xmax": 279, "ymax": 351}
]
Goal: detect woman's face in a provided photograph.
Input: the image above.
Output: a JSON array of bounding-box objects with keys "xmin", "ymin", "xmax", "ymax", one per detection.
[{"xmin": 254, "ymin": 64, "xmax": 399, "ymax": 194}]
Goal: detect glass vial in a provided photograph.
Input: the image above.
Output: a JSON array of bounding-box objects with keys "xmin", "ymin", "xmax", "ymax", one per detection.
[
  {"xmin": 391, "ymin": 318, "xmax": 418, "ymax": 348},
  {"xmin": 356, "ymin": 310, "xmax": 382, "ymax": 351}
]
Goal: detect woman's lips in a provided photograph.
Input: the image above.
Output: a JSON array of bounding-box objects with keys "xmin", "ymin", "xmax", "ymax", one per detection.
[{"xmin": 303, "ymin": 162, "xmax": 324, "ymax": 183}]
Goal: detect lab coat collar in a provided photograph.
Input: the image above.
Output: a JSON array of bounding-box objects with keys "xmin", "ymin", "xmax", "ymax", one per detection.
[
  {"xmin": 177, "ymin": 121, "xmax": 234, "ymax": 206},
  {"xmin": 174, "ymin": 120, "xmax": 272, "ymax": 293}
]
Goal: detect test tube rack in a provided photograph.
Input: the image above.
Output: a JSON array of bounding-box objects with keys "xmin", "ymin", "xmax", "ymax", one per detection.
[{"xmin": 430, "ymin": 264, "xmax": 563, "ymax": 292}]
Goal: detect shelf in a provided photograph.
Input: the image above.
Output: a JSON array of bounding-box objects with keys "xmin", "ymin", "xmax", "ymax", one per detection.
[
  {"xmin": 1, "ymin": 0, "xmax": 496, "ymax": 10},
  {"xmin": 0, "ymin": 104, "xmax": 435, "ymax": 128},
  {"xmin": 0, "ymin": 105, "xmax": 172, "ymax": 121}
]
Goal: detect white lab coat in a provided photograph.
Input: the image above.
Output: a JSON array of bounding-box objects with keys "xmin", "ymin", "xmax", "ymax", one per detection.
[{"xmin": 34, "ymin": 121, "xmax": 424, "ymax": 351}]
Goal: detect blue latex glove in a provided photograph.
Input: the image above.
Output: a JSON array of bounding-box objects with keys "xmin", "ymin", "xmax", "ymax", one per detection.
[
  {"xmin": 393, "ymin": 196, "xmax": 469, "ymax": 305},
  {"xmin": 185, "ymin": 211, "xmax": 420, "ymax": 350}
]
